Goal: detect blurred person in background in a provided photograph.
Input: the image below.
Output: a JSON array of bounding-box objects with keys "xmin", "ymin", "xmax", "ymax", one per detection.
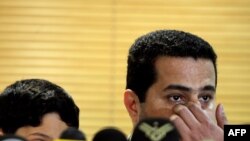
[{"xmin": 0, "ymin": 79, "xmax": 79, "ymax": 141}]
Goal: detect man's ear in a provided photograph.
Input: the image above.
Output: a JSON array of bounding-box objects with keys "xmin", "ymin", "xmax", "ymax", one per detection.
[{"xmin": 124, "ymin": 89, "xmax": 141, "ymax": 126}]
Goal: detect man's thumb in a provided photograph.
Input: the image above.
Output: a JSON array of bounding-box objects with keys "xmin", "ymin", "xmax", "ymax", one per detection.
[{"xmin": 216, "ymin": 103, "xmax": 228, "ymax": 129}]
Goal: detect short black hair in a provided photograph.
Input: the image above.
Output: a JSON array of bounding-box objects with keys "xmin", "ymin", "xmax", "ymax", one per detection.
[
  {"xmin": 0, "ymin": 79, "xmax": 79, "ymax": 133},
  {"xmin": 126, "ymin": 30, "xmax": 217, "ymax": 102}
]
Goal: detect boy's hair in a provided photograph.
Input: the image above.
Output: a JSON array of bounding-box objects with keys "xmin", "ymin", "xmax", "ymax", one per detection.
[{"xmin": 0, "ymin": 79, "xmax": 79, "ymax": 133}]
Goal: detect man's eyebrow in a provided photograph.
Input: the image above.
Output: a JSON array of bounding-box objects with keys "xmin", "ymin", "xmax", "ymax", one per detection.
[
  {"xmin": 201, "ymin": 85, "xmax": 216, "ymax": 92},
  {"xmin": 163, "ymin": 84, "xmax": 192, "ymax": 92},
  {"xmin": 163, "ymin": 84, "xmax": 216, "ymax": 92}
]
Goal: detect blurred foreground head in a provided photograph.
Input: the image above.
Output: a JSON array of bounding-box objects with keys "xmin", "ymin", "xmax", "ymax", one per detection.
[
  {"xmin": 130, "ymin": 118, "xmax": 180, "ymax": 141},
  {"xmin": 93, "ymin": 127, "xmax": 127, "ymax": 141}
]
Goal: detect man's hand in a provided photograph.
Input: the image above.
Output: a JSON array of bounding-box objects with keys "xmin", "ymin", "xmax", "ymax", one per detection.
[{"xmin": 170, "ymin": 103, "xmax": 227, "ymax": 141}]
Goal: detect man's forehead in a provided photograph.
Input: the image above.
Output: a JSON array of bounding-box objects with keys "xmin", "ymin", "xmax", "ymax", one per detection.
[
  {"xmin": 154, "ymin": 57, "xmax": 215, "ymax": 75},
  {"xmin": 153, "ymin": 57, "xmax": 216, "ymax": 89}
]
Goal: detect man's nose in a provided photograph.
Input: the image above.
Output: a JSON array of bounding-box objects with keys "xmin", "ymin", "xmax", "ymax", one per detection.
[{"xmin": 188, "ymin": 95, "xmax": 201, "ymax": 108}]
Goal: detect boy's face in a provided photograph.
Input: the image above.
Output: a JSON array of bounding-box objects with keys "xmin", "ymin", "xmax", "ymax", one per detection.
[
  {"xmin": 124, "ymin": 56, "xmax": 216, "ymax": 126},
  {"xmin": 15, "ymin": 112, "xmax": 68, "ymax": 141}
]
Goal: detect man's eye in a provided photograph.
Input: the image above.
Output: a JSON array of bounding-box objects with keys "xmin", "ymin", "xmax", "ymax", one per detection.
[
  {"xmin": 199, "ymin": 95, "xmax": 212, "ymax": 102},
  {"xmin": 168, "ymin": 95, "xmax": 185, "ymax": 104},
  {"xmin": 29, "ymin": 139, "xmax": 45, "ymax": 141},
  {"xmin": 170, "ymin": 96, "xmax": 182, "ymax": 101},
  {"xmin": 28, "ymin": 137, "xmax": 51, "ymax": 141}
]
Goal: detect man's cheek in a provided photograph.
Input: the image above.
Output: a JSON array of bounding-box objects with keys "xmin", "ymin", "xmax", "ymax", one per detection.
[
  {"xmin": 204, "ymin": 103, "xmax": 217, "ymax": 123},
  {"xmin": 208, "ymin": 102, "xmax": 214, "ymax": 110}
]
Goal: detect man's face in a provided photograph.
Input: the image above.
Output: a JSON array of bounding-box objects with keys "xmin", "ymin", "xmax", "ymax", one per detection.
[
  {"xmin": 138, "ymin": 57, "xmax": 216, "ymax": 123},
  {"xmin": 15, "ymin": 112, "xmax": 68, "ymax": 141}
]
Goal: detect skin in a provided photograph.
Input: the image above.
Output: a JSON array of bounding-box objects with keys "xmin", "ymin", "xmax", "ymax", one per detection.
[
  {"xmin": 15, "ymin": 112, "xmax": 68, "ymax": 141},
  {"xmin": 124, "ymin": 57, "xmax": 227, "ymax": 141}
]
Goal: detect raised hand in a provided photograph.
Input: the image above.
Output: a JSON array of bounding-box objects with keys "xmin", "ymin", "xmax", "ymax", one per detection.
[{"xmin": 170, "ymin": 103, "xmax": 227, "ymax": 141}]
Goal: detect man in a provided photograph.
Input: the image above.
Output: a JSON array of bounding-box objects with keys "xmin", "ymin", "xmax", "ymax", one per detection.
[
  {"xmin": 0, "ymin": 79, "xmax": 79, "ymax": 141},
  {"xmin": 124, "ymin": 30, "xmax": 227, "ymax": 141}
]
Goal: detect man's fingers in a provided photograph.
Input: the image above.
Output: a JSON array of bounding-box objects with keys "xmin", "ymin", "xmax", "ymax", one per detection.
[
  {"xmin": 174, "ymin": 104, "xmax": 200, "ymax": 129},
  {"xmin": 187, "ymin": 102, "xmax": 211, "ymax": 123},
  {"xmin": 216, "ymin": 103, "xmax": 228, "ymax": 129},
  {"xmin": 170, "ymin": 114, "xmax": 190, "ymax": 140}
]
